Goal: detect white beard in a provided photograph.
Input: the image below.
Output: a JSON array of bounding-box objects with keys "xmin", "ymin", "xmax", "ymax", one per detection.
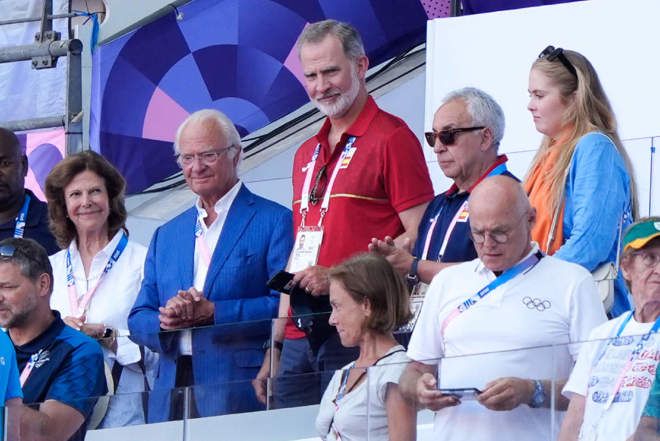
[{"xmin": 312, "ymin": 67, "xmax": 361, "ymax": 118}]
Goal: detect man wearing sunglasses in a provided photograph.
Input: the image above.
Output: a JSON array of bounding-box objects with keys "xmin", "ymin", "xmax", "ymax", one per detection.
[
  {"xmin": 0, "ymin": 237, "xmax": 106, "ymax": 441},
  {"xmin": 0, "ymin": 128, "xmax": 59, "ymax": 255},
  {"xmin": 129, "ymin": 109, "xmax": 292, "ymax": 420},
  {"xmin": 370, "ymin": 87, "xmax": 515, "ymax": 331},
  {"xmin": 260, "ymin": 19, "xmax": 434, "ymax": 409}
]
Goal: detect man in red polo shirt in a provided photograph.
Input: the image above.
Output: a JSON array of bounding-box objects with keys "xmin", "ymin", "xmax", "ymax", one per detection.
[{"xmin": 253, "ymin": 19, "xmax": 434, "ymax": 408}]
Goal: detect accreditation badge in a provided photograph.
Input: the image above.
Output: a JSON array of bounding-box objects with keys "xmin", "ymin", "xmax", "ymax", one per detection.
[
  {"xmin": 395, "ymin": 282, "xmax": 429, "ymax": 334},
  {"xmin": 289, "ymin": 226, "xmax": 324, "ymax": 272}
]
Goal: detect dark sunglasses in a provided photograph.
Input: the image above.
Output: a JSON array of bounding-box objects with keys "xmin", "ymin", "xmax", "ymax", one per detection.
[
  {"xmin": 0, "ymin": 245, "xmax": 17, "ymax": 258},
  {"xmin": 424, "ymin": 127, "xmax": 485, "ymax": 147},
  {"xmin": 538, "ymin": 45, "xmax": 577, "ymax": 78}
]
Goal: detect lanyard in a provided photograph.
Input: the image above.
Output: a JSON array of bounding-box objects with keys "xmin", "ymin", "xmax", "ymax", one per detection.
[
  {"xmin": 13, "ymin": 194, "xmax": 30, "ymax": 238},
  {"xmin": 66, "ymin": 231, "xmax": 128, "ymax": 317},
  {"xmin": 330, "ymin": 348, "xmax": 405, "ymax": 438},
  {"xmin": 195, "ymin": 215, "xmax": 213, "ymax": 269},
  {"xmin": 18, "ymin": 347, "xmax": 51, "ymax": 387},
  {"xmin": 419, "ymin": 162, "xmax": 508, "ymax": 261},
  {"xmin": 441, "ymin": 251, "xmax": 543, "ymax": 335},
  {"xmin": 299, "ymin": 136, "xmax": 357, "ymax": 227},
  {"xmin": 594, "ymin": 311, "xmax": 660, "ymax": 410}
]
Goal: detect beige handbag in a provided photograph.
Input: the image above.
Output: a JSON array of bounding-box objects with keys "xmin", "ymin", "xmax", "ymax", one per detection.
[{"xmin": 547, "ymin": 196, "xmax": 621, "ymax": 314}]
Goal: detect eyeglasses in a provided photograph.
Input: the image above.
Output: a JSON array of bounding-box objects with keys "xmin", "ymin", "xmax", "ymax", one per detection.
[
  {"xmin": 175, "ymin": 145, "xmax": 236, "ymax": 168},
  {"xmin": 538, "ymin": 45, "xmax": 578, "ymax": 79},
  {"xmin": 630, "ymin": 250, "xmax": 660, "ymax": 269},
  {"xmin": 424, "ymin": 127, "xmax": 485, "ymax": 147},
  {"xmin": 0, "ymin": 244, "xmax": 38, "ymax": 265},
  {"xmin": 470, "ymin": 212, "xmax": 529, "ymax": 245}
]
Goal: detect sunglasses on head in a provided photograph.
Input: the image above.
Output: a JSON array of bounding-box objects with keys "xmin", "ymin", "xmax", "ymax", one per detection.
[
  {"xmin": 424, "ymin": 127, "xmax": 485, "ymax": 147},
  {"xmin": 538, "ymin": 45, "xmax": 578, "ymax": 78}
]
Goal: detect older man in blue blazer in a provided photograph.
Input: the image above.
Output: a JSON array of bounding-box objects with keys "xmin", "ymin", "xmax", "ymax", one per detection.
[{"xmin": 129, "ymin": 109, "xmax": 292, "ymax": 421}]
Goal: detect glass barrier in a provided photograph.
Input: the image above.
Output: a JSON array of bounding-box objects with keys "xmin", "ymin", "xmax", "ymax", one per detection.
[
  {"xmin": 10, "ymin": 316, "xmax": 660, "ymax": 440},
  {"xmin": 359, "ymin": 333, "xmax": 660, "ymax": 441}
]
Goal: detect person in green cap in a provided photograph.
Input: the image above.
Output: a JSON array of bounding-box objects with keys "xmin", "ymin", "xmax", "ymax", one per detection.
[{"xmin": 559, "ymin": 216, "xmax": 660, "ymax": 441}]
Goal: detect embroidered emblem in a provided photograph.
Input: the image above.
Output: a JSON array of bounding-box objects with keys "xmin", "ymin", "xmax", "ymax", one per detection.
[{"xmin": 522, "ymin": 296, "xmax": 551, "ymax": 311}]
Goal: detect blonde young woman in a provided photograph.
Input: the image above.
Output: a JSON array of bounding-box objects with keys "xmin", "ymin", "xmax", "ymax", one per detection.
[{"xmin": 525, "ymin": 45, "xmax": 637, "ymax": 317}]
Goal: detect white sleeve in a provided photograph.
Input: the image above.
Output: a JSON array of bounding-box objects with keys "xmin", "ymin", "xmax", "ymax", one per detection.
[
  {"xmin": 376, "ymin": 361, "xmax": 408, "ymax": 403},
  {"xmin": 568, "ymin": 272, "xmax": 608, "ymax": 360},
  {"xmin": 407, "ymin": 275, "xmax": 446, "ymax": 363},
  {"xmin": 316, "ymin": 369, "xmax": 341, "ymax": 439},
  {"xmin": 563, "ymin": 321, "xmax": 613, "ymax": 398}
]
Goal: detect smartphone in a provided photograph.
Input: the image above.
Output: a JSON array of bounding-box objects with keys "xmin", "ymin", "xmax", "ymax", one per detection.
[
  {"xmin": 438, "ymin": 387, "xmax": 482, "ymax": 400},
  {"xmin": 267, "ymin": 270, "xmax": 299, "ymax": 294}
]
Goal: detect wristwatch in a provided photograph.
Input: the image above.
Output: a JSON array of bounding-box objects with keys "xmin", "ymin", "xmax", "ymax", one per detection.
[
  {"xmin": 406, "ymin": 256, "xmax": 420, "ymax": 287},
  {"xmin": 529, "ymin": 379, "xmax": 545, "ymax": 408},
  {"xmin": 262, "ymin": 339, "xmax": 284, "ymax": 352}
]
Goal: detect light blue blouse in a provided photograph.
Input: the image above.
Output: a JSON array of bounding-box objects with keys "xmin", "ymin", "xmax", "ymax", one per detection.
[{"xmin": 554, "ymin": 132, "xmax": 633, "ymax": 317}]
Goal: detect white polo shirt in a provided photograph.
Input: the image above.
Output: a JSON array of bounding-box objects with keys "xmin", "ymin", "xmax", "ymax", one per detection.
[{"xmin": 407, "ymin": 245, "xmax": 607, "ymax": 441}]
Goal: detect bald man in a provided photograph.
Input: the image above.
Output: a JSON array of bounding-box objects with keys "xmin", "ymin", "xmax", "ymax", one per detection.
[{"xmin": 400, "ymin": 176, "xmax": 606, "ymax": 441}]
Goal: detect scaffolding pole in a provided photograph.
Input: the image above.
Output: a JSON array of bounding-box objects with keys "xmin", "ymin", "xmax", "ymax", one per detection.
[{"xmin": 0, "ymin": 0, "xmax": 82, "ymax": 155}]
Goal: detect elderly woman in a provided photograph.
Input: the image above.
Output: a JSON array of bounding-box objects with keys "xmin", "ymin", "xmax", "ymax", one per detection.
[
  {"xmin": 45, "ymin": 151, "xmax": 148, "ymax": 428},
  {"xmin": 559, "ymin": 217, "xmax": 660, "ymax": 441},
  {"xmin": 525, "ymin": 45, "xmax": 637, "ymax": 316},
  {"xmin": 316, "ymin": 253, "xmax": 416, "ymax": 441}
]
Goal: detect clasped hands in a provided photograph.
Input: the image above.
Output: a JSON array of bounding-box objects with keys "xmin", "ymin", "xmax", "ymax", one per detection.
[
  {"xmin": 159, "ymin": 287, "xmax": 215, "ymax": 330},
  {"xmin": 416, "ymin": 374, "xmax": 535, "ymax": 412}
]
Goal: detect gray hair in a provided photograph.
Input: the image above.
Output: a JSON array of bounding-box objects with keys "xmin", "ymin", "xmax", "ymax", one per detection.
[
  {"xmin": 173, "ymin": 109, "xmax": 242, "ymax": 160},
  {"xmin": 0, "ymin": 238, "xmax": 53, "ymax": 291},
  {"xmin": 295, "ymin": 19, "xmax": 365, "ymax": 61},
  {"xmin": 440, "ymin": 87, "xmax": 505, "ymax": 149}
]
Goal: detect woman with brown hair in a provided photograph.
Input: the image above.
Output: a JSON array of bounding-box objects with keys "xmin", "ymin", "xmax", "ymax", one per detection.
[
  {"xmin": 45, "ymin": 151, "xmax": 149, "ymax": 427},
  {"xmin": 316, "ymin": 253, "xmax": 415, "ymax": 441},
  {"xmin": 525, "ymin": 45, "xmax": 637, "ymax": 316}
]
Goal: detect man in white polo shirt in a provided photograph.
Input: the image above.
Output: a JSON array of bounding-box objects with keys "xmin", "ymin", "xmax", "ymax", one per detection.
[{"xmin": 400, "ymin": 175, "xmax": 607, "ymax": 441}]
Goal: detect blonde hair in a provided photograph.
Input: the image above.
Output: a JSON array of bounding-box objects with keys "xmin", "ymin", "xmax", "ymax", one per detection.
[{"xmin": 525, "ymin": 49, "xmax": 638, "ymax": 218}]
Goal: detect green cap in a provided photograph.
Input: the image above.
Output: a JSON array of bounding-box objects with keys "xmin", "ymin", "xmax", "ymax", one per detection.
[{"xmin": 623, "ymin": 219, "xmax": 660, "ymax": 252}]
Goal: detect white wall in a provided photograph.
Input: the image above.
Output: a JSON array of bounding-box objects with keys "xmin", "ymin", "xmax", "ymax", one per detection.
[{"xmin": 426, "ymin": 0, "xmax": 659, "ymax": 216}]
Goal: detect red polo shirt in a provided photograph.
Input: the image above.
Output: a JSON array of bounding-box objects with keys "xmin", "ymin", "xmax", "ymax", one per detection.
[{"xmin": 286, "ymin": 96, "xmax": 434, "ymax": 338}]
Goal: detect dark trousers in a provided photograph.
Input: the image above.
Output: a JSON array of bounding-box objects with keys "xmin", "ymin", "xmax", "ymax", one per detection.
[
  {"xmin": 169, "ymin": 356, "xmax": 200, "ymax": 420},
  {"xmin": 272, "ymin": 333, "xmax": 358, "ymax": 409}
]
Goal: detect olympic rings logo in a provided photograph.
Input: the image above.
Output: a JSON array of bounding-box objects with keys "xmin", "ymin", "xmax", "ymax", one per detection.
[{"xmin": 522, "ymin": 296, "xmax": 551, "ymax": 311}]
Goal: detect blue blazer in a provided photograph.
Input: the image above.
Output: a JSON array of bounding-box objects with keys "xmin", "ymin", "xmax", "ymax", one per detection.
[{"xmin": 128, "ymin": 184, "xmax": 292, "ymax": 421}]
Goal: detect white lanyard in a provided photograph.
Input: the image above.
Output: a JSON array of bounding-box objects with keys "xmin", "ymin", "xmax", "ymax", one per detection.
[
  {"xmin": 299, "ymin": 136, "xmax": 357, "ymax": 227},
  {"xmin": 66, "ymin": 231, "xmax": 128, "ymax": 317}
]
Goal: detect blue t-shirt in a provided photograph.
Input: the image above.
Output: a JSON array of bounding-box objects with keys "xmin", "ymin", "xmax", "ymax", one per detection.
[
  {"xmin": 412, "ymin": 157, "xmax": 518, "ymax": 264},
  {"xmin": 12, "ymin": 311, "xmax": 106, "ymax": 441},
  {"xmin": 0, "ymin": 189, "xmax": 59, "ymax": 255},
  {"xmin": 0, "ymin": 330, "xmax": 22, "ymax": 439}
]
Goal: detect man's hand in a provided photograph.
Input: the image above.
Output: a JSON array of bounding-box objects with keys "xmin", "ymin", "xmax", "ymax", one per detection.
[
  {"xmin": 252, "ymin": 346, "xmax": 281, "ymax": 405},
  {"xmin": 292, "ymin": 266, "xmax": 330, "ymax": 296},
  {"xmin": 368, "ymin": 235, "xmax": 414, "ymax": 275},
  {"xmin": 416, "ymin": 372, "xmax": 460, "ymax": 411},
  {"xmin": 477, "ymin": 377, "xmax": 534, "ymax": 411},
  {"xmin": 159, "ymin": 288, "xmax": 215, "ymax": 330}
]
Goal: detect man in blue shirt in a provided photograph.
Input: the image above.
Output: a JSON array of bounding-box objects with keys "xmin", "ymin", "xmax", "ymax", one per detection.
[
  {"xmin": 0, "ymin": 128, "xmax": 59, "ymax": 255},
  {"xmin": 370, "ymin": 87, "xmax": 516, "ymax": 331},
  {"xmin": 0, "ymin": 330, "xmax": 22, "ymax": 440},
  {"xmin": 0, "ymin": 237, "xmax": 106, "ymax": 441}
]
